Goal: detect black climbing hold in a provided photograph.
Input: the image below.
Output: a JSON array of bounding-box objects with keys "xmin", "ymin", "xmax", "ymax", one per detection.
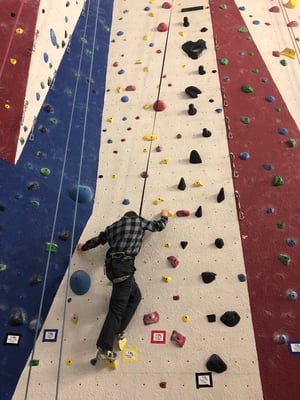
[
  {"xmin": 183, "ymin": 16, "xmax": 189, "ymax": 27},
  {"xmin": 220, "ymin": 311, "xmax": 241, "ymax": 327},
  {"xmin": 206, "ymin": 354, "xmax": 227, "ymax": 373},
  {"xmin": 39, "ymin": 125, "xmax": 47, "ymax": 133},
  {"xmin": 185, "ymin": 86, "xmax": 202, "ymax": 98},
  {"xmin": 195, "ymin": 206, "xmax": 202, "ymax": 217},
  {"xmin": 217, "ymin": 187, "xmax": 225, "ymax": 203},
  {"xmin": 178, "ymin": 177, "xmax": 186, "ymax": 190},
  {"xmin": 180, "ymin": 241, "xmax": 188, "ymax": 249},
  {"xmin": 202, "ymin": 128, "xmax": 211, "ymax": 137},
  {"xmin": 207, "ymin": 314, "xmax": 216, "ymax": 322},
  {"xmin": 30, "ymin": 273, "xmax": 43, "ymax": 285},
  {"xmin": 59, "ymin": 230, "xmax": 70, "ymax": 241},
  {"xmin": 214, "ymin": 238, "xmax": 224, "ymax": 248},
  {"xmin": 43, "ymin": 104, "xmax": 53, "ymax": 113},
  {"xmin": 0, "ymin": 204, "xmax": 6, "ymax": 211},
  {"xmin": 182, "ymin": 39, "xmax": 207, "ymax": 59},
  {"xmin": 189, "ymin": 150, "xmax": 202, "ymax": 163},
  {"xmin": 200, "ymin": 27, "xmax": 208, "ymax": 32},
  {"xmin": 188, "ymin": 103, "xmax": 197, "ymax": 115},
  {"xmin": 198, "ymin": 65, "xmax": 206, "ymax": 75},
  {"xmin": 27, "ymin": 181, "xmax": 40, "ymax": 190},
  {"xmin": 201, "ymin": 272, "xmax": 216, "ymax": 284},
  {"xmin": 9, "ymin": 308, "xmax": 26, "ymax": 326}
]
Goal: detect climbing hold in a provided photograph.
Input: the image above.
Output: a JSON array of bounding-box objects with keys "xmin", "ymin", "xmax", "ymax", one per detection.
[
  {"xmin": 178, "ymin": 177, "xmax": 186, "ymax": 190},
  {"xmin": 66, "ymin": 358, "xmax": 73, "ymax": 366},
  {"xmin": 239, "ymin": 152, "xmax": 250, "ymax": 160},
  {"xmin": 238, "ymin": 26, "xmax": 248, "ymax": 33},
  {"xmin": 219, "ymin": 57, "xmax": 229, "ymax": 65},
  {"xmin": 263, "ymin": 164, "xmax": 274, "ymax": 171},
  {"xmin": 287, "ymin": 21, "xmax": 298, "ymax": 28},
  {"xmin": 240, "ymin": 116, "xmax": 251, "ymax": 124},
  {"xmin": 198, "ymin": 65, "xmax": 206, "ymax": 75},
  {"xmin": 217, "ymin": 187, "xmax": 225, "ymax": 203},
  {"xmin": 182, "ymin": 315, "xmax": 190, "ymax": 323},
  {"xmin": 165, "ymin": 242, "xmax": 171, "ymax": 248},
  {"xmin": 182, "ymin": 39, "xmax": 207, "ymax": 59},
  {"xmin": 71, "ymin": 314, "xmax": 78, "ymax": 324},
  {"xmin": 238, "ymin": 273, "xmax": 247, "ymax": 282},
  {"xmin": 206, "ymin": 354, "xmax": 227, "ymax": 373},
  {"xmin": 188, "ymin": 104, "xmax": 197, "ymax": 115},
  {"xmin": 269, "ymin": 6, "xmax": 280, "ymax": 12},
  {"xmin": 160, "ymin": 382, "xmax": 167, "ymax": 389},
  {"xmin": 207, "ymin": 314, "xmax": 216, "ymax": 322},
  {"xmin": 173, "ymin": 295, "xmax": 180, "ymax": 300},
  {"xmin": 70, "ymin": 270, "xmax": 91, "ymax": 295},
  {"xmin": 167, "ymin": 256, "xmax": 180, "ymax": 268},
  {"xmin": 30, "ymin": 360, "xmax": 40, "ymax": 366},
  {"xmin": 180, "ymin": 241, "xmax": 188, "ymax": 249},
  {"xmin": 125, "ymin": 85, "xmax": 136, "ymax": 91},
  {"xmin": 162, "ymin": 2, "xmax": 172, "ymax": 9},
  {"xmin": 241, "ymin": 84, "xmax": 254, "ymax": 93},
  {"xmin": 219, "ymin": 4, "xmax": 227, "ymax": 10},
  {"xmin": 160, "ymin": 157, "xmax": 170, "ymax": 164},
  {"xmin": 157, "ymin": 22, "xmax": 168, "ymax": 32},
  {"xmin": 143, "ymin": 134, "xmax": 159, "ymax": 141},
  {"xmin": 220, "ymin": 311, "xmax": 241, "ymax": 327},
  {"xmin": 266, "ymin": 207, "xmax": 275, "ymax": 214},
  {"xmin": 275, "ymin": 334, "xmax": 288, "ymax": 344},
  {"xmin": 59, "ymin": 230, "xmax": 70, "ymax": 241},
  {"xmin": 195, "ymin": 206, "xmax": 202, "ymax": 217},
  {"xmin": 143, "ymin": 311, "xmax": 159, "ymax": 325},
  {"xmin": 202, "ymin": 128, "xmax": 212, "ymax": 137},
  {"xmin": 176, "ymin": 210, "xmax": 190, "ymax": 217},
  {"xmin": 163, "ymin": 275, "xmax": 172, "ymax": 283},
  {"xmin": 10, "ymin": 58, "xmax": 17, "ymax": 65},
  {"xmin": 40, "ymin": 167, "xmax": 51, "ymax": 176},
  {"xmin": 265, "ymin": 95, "xmax": 276, "ymax": 103},
  {"xmin": 183, "ymin": 17, "xmax": 189, "ymax": 27},
  {"xmin": 153, "ymin": 99, "xmax": 167, "ymax": 111},
  {"xmin": 280, "ymin": 59, "xmax": 288, "ymax": 66},
  {"xmin": 45, "ymin": 242, "xmax": 58, "ymax": 253},
  {"xmin": 9, "ymin": 308, "xmax": 26, "ymax": 326},
  {"xmin": 121, "ymin": 96, "xmax": 129, "ymax": 102},
  {"xmin": 287, "ymin": 290, "xmax": 298, "ymax": 301},
  {"xmin": 170, "ymin": 330, "xmax": 186, "ymax": 347},
  {"xmin": 185, "ymin": 86, "xmax": 201, "ymax": 98},
  {"xmin": 189, "ymin": 150, "xmax": 202, "ymax": 163},
  {"xmin": 0, "ymin": 264, "xmax": 7, "ymax": 272},
  {"xmin": 201, "ymin": 272, "xmax": 216, "ymax": 284},
  {"xmin": 193, "ymin": 180, "xmax": 203, "ymax": 187},
  {"xmin": 287, "ymin": 138, "xmax": 296, "ymax": 147},
  {"xmin": 278, "ymin": 127, "xmax": 288, "ymax": 135},
  {"xmin": 277, "ymin": 221, "xmax": 286, "ymax": 229},
  {"xmin": 122, "ymin": 198, "xmax": 130, "ymax": 205},
  {"xmin": 286, "ymin": 0, "xmax": 297, "ymax": 9},
  {"xmin": 287, "ymin": 237, "xmax": 296, "ymax": 247},
  {"xmin": 272, "ymin": 176, "xmax": 284, "ymax": 186},
  {"xmin": 30, "ymin": 273, "xmax": 43, "ymax": 285},
  {"xmin": 15, "ymin": 27, "xmax": 24, "ymax": 34},
  {"xmin": 214, "ymin": 238, "xmax": 224, "ymax": 249},
  {"xmin": 281, "ymin": 47, "xmax": 296, "ymax": 59},
  {"xmin": 140, "ymin": 171, "xmax": 149, "ymax": 178},
  {"xmin": 278, "ymin": 254, "xmax": 291, "ymax": 266},
  {"xmin": 50, "ymin": 28, "xmax": 58, "ymax": 46},
  {"xmin": 68, "ymin": 185, "xmax": 93, "ymax": 203}
]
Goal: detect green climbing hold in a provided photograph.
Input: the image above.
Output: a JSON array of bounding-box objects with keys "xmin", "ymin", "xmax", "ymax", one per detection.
[
  {"xmin": 252, "ymin": 68, "xmax": 259, "ymax": 73},
  {"xmin": 279, "ymin": 254, "xmax": 291, "ymax": 266},
  {"xmin": 280, "ymin": 59, "xmax": 288, "ymax": 66},
  {"xmin": 219, "ymin": 4, "xmax": 227, "ymax": 9},
  {"xmin": 0, "ymin": 264, "xmax": 7, "ymax": 272},
  {"xmin": 20, "ymin": 137, "xmax": 25, "ymax": 145},
  {"xmin": 45, "ymin": 242, "xmax": 58, "ymax": 253},
  {"xmin": 238, "ymin": 26, "xmax": 248, "ymax": 33},
  {"xmin": 31, "ymin": 359, "xmax": 40, "ymax": 366},
  {"xmin": 240, "ymin": 116, "xmax": 251, "ymax": 124},
  {"xmin": 85, "ymin": 49, "xmax": 93, "ymax": 56},
  {"xmin": 287, "ymin": 138, "xmax": 296, "ymax": 147},
  {"xmin": 81, "ymin": 37, "xmax": 88, "ymax": 44},
  {"xmin": 65, "ymin": 89, "xmax": 72, "ymax": 95},
  {"xmin": 40, "ymin": 167, "xmax": 51, "ymax": 176},
  {"xmin": 30, "ymin": 199, "xmax": 40, "ymax": 207},
  {"xmin": 50, "ymin": 118, "xmax": 58, "ymax": 125},
  {"xmin": 40, "ymin": 81, "xmax": 45, "ymax": 89},
  {"xmin": 248, "ymin": 52, "xmax": 255, "ymax": 56},
  {"xmin": 277, "ymin": 221, "xmax": 286, "ymax": 229},
  {"xmin": 275, "ymin": 107, "xmax": 281, "ymax": 112},
  {"xmin": 272, "ymin": 175, "xmax": 284, "ymax": 186},
  {"xmin": 219, "ymin": 58, "xmax": 229, "ymax": 65},
  {"xmin": 241, "ymin": 84, "xmax": 254, "ymax": 93}
]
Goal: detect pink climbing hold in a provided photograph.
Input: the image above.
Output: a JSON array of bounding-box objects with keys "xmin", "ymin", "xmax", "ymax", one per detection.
[
  {"xmin": 269, "ymin": 6, "xmax": 280, "ymax": 12},
  {"xmin": 287, "ymin": 21, "xmax": 298, "ymax": 28},
  {"xmin": 167, "ymin": 256, "xmax": 180, "ymax": 268},
  {"xmin": 153, "ymin": 99, "xmax": 167, "ymax": 112},
  {"xmin": 125, "ymin": 85, "xmax": 136, "ymax": 91},
  {"xmin": 162, "ymin": 2, "xmax": 172, "ymax": 9},
  {"xmin": 157, "ymin": 22, "xmax": 169, "ymax": 32}
]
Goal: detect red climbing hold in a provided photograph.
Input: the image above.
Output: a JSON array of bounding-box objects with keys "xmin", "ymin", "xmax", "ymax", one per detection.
[
  {"xmin": 162, "ymin": 2, "xmax": 172, "ymax": 9},
  {"xmin": 143, "ymin": 311, "xmax": 160, "ymax": 325},
  {"xmin": 269, "ymin": 6, "xmax": 280, "ymax": 12},
  {"xmin": 287, "ymin": 21, "xmax": 298, "ymax": 28},
  {"xmin": 157, "ymin": 22, "xmax": 168, "ymax": 32},
  {"xmin": 160, "ymin": 382, "xmax": 167, "ymax": 389},
  {"xmin": 153, "ymin": 99, "xmax": 167, "ymax": 112},
  {"xmin": 167, "ymin": 256, "xmax": 180, "ymax": 268},
  {"xmin": 125, "ymin": 85, "xmax": 136, "ymax": 91},
  {"xmin": 170, "ymin": 330, "xmax": 186, "ymax": 347},
  {"xmin": 176, "ymin": 210, "xmax": 190, "ymax": 217}
]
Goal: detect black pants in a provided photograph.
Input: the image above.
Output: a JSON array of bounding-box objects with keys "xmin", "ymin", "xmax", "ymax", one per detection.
[{"xmin": 96, "ymin": 258, "xmax": 142, "ymax": 351}]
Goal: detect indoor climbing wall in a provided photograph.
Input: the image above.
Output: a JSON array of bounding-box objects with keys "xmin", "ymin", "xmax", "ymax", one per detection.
[{"xmin": 14, "ymin": 1, "xmax": 264, "ymax": 399}]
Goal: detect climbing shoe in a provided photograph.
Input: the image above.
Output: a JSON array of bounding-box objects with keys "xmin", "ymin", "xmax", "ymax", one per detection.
[
  {"xmin": 96, "ymin": 348, "xmax": 117, "ymax": 361},
  {"xmin": 116, "ymin": 332, "xmax": 127, "ymax": 350}
]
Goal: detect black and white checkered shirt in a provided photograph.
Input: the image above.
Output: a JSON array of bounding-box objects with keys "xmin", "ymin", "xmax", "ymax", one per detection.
[{"xmin": 81, "ymin": 215, "xmax": 168, "ymax": 257}]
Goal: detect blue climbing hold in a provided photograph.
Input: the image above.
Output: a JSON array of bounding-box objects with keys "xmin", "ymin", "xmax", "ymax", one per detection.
[
  {"xmin": 122, "ymin": 198, "xmax": 130, "ymax": 205},
  {"xmin": 117, "ymin": 31, "xmax": 124, "ymax": 36},
  {"xmin": 287, "ymin": 238, "xmax": 296, "ymax": 247},
  {"xmin": 266, "ymin": 207, "xmax": 275, "ymax": 214},
  {"xmin": 36, "ymin": 92, "xmax": 40, "ymax": 101},
  {"xmin": 121, "ymin": 96, "xmax": 129, "ymax": 102},
  {"xmin": 50, "ymin": 28, "xmax": 58, "ymax": 46},
  {"xmin": 68, "ymin": 184, "xmax": 93, "ymax": 203},
  {"xmin": 262, "ymin": 164, "xmax": 274, "ymax": 171},
  {"xmin": 118, "ymin": 69, "xmax": 125, "ymax": 75},
  {"xmin": 43, "ymin": 52, "xmax": 49, "ymax": 63},
  {"xmin": 70, "ymin": 270, "xmax": 91, "ymax": 295},
  {"xmin": 107, "ymin": 139, "xmax": 113, "ymax": 143},
  {"xmin": 253, "ymin": 20, "xmax": 260, "ymax": 25},
  {"xmin": 261, "ymin": 77, "xmax": 268, "ymax": 83},
  {"xmin": 239, "ymin": 6, "xmax": 246, "ymax": 11},
  {"xmin": 215, "ymin": 108, "xmax": 223, "ymax": 113},
  {"xmin": 278, "ymin": 127, "xmax": 288, "ymax": 135},
  {"xmin": 239, "ymin": 152, "xmax": 250, "ymax": 160},
  {"xmin": 223, "ymin": 76, "xmax": 230, "ymax": 82},
  {"xmin": 238, "ymin": 273, "xmax": 247, "ymax": 282},
  {"xmin": 144, "ymin": 6, "xmax": 151, "ymax": 11},
  {"xmin": 122, "ymin": 117, "xmax": 127, "ymax": 121},
  {"xmin": 265, "ymin": 95, "xmax": 276, "ymax": 103},
  {"xmin": 287, "ymin": 290, "xmax": 297, "ymax": 301},
  {"xmin": 149, "ymin": 43, "xmax": 154, "ymax": 47}
]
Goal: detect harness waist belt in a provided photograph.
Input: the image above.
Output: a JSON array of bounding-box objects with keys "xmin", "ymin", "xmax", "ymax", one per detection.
[{"xmin": 113, "ymin": 274, "xmax": 131, "ymax": 284}]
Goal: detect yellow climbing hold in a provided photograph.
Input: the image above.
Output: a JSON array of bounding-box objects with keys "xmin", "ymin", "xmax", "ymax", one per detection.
[
  {"xmin": 144, "ymin": 66, "xmax": 150, "ymax": 72},
  {"xmin": 148, "ymin": 12, "xmax": 155, "ymax": 17},
  {"xmin": 158, "ymin": 197, "xmax": 165, "ymax": 202},
  {"xmin": 117, "ymin": 86, "xmax": 123, "ymax": 93},
  {"xmin": 182, "ymin": 64, "xmax": 187, "ymax": 68},
  {"xmin": 286, "ymin": 0, "xmax": 297, "ymax": 8},
  {"xmin": 143, "ymin": 134, "xmax": 159, "ymax": 141},
  {"xmin": 4, "ymin": 103, "xmax": 11, "ymax": 110},
  {"xmin": 154, "ymin": 198, "xmax": 161, "ymax": 205},
  {"xmin": 71, "ymin": 314, "xmax": 78, "ymax": 324},
  {"xmin": 149, "ymin": 0, "xmax": 156, "ymax": 4},
  {"xmin": 179, "ymin": 31, "xmax": 185, "ymax": 36},
  {"xmin": 143, "ymin": 35, "xmax": 150, "ymax": 40},
  {"xmin": 107, "ymin": 117, "xmax": 114, "ymax": 123},
  {"xmin": 135, "ymin": 59, "xmax": 143, "ymax": 64},
  {"xmin": 281, "ymin": 48, "xmax": 296, "ymax": 59},
  {"xmin": 160, "ymin": 157, "xmax": 170, "ymax": 164},
  {"xmin": 163, "ymin": 275, "xmax": 172, "ymax": 283},
  {"xmin": 143, "ymin": 148, "xmax": 148, "ymax": 152},
  {"xmin": 167, "ymin": 210, "xmax": 174, "ymax": 217},
  {"xmin": 194, "ymin": 180, "xmax": 203, "ymax": 187},
  {"xmin": 10, "ymin": 58, "xmax": 17, "ymax": 65},
  {"xmin": 165, "ymin": 242, "xmax": 171, "ymax": 248},
  {"xmin": 112, "ymin": 174, "xmax": 117, "ymax": 179},
  {"xmin": 182, "ymin": 315, "xmax": 190, "ymax": 323},
  {"xmin": 143, "ymin": 104, "xmax": 151, "ymax": 110},
  {"xmin": 16, "ymin": 27, "xmax": 24, "ymax": 34},
  {"xmin": 66, "ymin": 358, "xmax": 73, "ymax": 366}
]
